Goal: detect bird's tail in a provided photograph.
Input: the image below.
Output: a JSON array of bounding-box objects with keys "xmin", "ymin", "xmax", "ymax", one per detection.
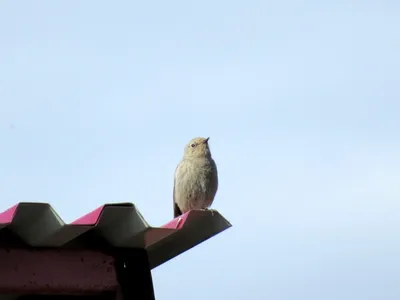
[{"xmin": 174, "ymin": 202, "xmax": 182, "ymax": 218}]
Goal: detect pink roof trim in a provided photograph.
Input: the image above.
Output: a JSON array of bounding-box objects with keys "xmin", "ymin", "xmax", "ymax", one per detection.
[
  {"xmin": 162, "ymin": 212, "xmax": 190, "ymax": 229},
  {"xmin": 0, "ymin": 203, "xmax": 196, "ymax": 228},
  {"xmin": 71, "ymin": 205, "xmax": 105, "ymax": 225},
  {"xmin": 0, "ymin": 204, "xmax": 19, "ymax": 224}
]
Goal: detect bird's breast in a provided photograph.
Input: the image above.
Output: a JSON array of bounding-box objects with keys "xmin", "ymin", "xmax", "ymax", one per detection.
[{"xmin": 175, "ymin": 159, "xmax": 214, "ymax": 194}]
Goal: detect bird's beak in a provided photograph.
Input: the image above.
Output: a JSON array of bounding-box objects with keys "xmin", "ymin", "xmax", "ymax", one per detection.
[{"xmin": 204, "ymin": 137, "xmax": 210, "ymax": 144}]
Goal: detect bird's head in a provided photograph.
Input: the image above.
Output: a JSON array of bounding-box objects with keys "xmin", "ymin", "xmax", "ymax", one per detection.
[{"xmin": 183, "ymin": 137, "xmax": 212, "ymax": 159}]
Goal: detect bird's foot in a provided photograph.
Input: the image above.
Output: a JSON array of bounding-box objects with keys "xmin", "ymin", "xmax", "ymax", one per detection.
[{"xmin": 201, "ymin": 208, "xmax": 216, "ymax": 216}]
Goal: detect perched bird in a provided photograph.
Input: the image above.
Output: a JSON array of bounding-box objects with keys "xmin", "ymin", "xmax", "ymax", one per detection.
[{"xmin": 173, "ymin": 137, "xmax": 219, "ymax": 218}]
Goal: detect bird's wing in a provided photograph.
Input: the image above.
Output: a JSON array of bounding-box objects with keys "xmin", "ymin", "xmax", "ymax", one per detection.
[
  {"xmin": 210, "ymin": 158, "xmax": 219, "ymax": 195},
  {"xmin": 204, "ymin": 158, "xmax": 219, "ymax": 207}
]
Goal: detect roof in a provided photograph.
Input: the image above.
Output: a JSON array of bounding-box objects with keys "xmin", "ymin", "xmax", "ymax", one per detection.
[{"xmin": 0, "ymin": 202, "xmax": 231, "ymax": 269}]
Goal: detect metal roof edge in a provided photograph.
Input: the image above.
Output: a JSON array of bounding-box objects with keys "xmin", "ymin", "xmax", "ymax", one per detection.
[{"xmin": 146, "ymin": 209, "xmax": 232, "ymax": 269}]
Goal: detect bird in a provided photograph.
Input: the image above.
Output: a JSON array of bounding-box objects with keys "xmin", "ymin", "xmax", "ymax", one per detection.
[{"xmin": 173, "ymin": 137, "xmax": 219, "ymax": 219}]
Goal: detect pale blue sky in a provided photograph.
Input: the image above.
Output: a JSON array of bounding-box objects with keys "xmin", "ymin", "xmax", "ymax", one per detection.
[{"xmin": 1, "ymin": 0, "xmax": 400, "ymax": 299}]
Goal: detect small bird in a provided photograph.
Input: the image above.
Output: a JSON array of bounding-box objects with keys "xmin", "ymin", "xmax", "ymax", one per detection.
[{"xmin": 173, "ymin": 137, "xmax": 219, "ymax": 218}]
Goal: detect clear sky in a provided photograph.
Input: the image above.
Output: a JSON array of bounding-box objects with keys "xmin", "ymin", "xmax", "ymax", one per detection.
[{"xmin": 1, "ymin": 0, "xmax": 399, "ymax": 299}]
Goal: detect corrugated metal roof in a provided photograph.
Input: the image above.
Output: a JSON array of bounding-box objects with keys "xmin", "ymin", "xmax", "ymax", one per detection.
[{"xmin": 0, "ymin": 203, "xmax": 231, "ymax": 268}]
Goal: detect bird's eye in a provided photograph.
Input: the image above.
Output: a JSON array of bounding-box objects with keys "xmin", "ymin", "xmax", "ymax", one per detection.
[{"xmin": 190, "ymin": 143, "xmax": 196, "ymax": 148}]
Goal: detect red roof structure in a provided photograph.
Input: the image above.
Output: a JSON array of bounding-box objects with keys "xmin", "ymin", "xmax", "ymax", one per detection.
[{"xmin": 0, "ymin": 202, "xmax": 231, "ymax": 300}]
